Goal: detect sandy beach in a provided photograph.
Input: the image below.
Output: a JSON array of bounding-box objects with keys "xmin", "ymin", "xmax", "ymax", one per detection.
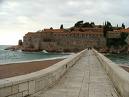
[
  {"xmin": 0, "ymin": 59, "xmax": 63, "ymax": 79},
  {"xmin": 121, "ymin": 65, "xmax": 129, "ymax": 73}
]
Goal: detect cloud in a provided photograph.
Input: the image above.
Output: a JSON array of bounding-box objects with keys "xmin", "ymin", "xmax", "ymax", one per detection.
[
  {"xmin": 0, "ymin": 0, "xmax": 4, "ymax": 4},
  {"xmin": 0, "ymin": 0, "xmax": 129, "ymax": 44}
]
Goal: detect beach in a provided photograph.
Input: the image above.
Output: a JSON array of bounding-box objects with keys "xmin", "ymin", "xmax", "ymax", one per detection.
[
  {"xmin": 121, "ymin": 65, "xmax": 129, "ymax": 73},
  {"xmin": 0, "ymin": 59, "xmax": 63, "ymax": 79}
]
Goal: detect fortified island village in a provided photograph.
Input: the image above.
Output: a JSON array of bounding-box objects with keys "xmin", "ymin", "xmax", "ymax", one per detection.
[
  {"xmin": 6, "ymin": 21, "xmax": 129, "ymax": 53},
  {"xmin": 2, "ymin": 21, "xmax": 129, "ymax": 97}
]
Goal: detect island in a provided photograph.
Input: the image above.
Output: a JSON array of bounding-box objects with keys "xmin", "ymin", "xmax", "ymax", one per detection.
[{"xmin": 5, "ymin": 21, "xmax": 129, "ymax": 53}]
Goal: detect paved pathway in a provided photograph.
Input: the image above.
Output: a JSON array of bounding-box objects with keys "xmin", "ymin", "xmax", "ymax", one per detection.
[{"xmin": 30, "ymin": 50, "xmax": 120, "ymax": 97}]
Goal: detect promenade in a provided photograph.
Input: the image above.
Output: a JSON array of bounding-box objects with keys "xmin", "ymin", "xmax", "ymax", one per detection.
[{"xmin": 30, "ymin": 50, "xmax": 119, "ymax": 97}]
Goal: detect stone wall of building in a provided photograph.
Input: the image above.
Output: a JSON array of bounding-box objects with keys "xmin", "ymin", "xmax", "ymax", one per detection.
[
  {"xmin": 107, "ymin": 31, "xmax": 121, "ymax": 38},
  {"xmin": 22, "ymin": 27, "xmax": 106, "ymax": 52}
]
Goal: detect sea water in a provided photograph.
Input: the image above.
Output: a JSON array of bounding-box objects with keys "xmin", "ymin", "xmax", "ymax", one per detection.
[
  {"xmin": 106, "ymin": 54, "xmax": 129, "ymax": 65},
  {"xmin": 1, "ymin": 45, "xmax": 129, "ymax": 65},
  {"xmin": 0, "ymin": 45, "xmax": 70, "ymax": 65}
]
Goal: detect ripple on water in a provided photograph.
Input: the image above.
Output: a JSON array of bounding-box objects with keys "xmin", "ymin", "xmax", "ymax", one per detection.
[{"xmin": 0, "ymin": 45, "xmax": 70, "ymax": 65}]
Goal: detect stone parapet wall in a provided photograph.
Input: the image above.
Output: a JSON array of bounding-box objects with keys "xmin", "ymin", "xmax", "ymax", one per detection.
[
  {"xmin": 93, "ymin": 49, "xmax": 129, "ymax": 97},
  {"xmin": 0, "ymin": 49, "xmax": 87, "ymax": 97}
]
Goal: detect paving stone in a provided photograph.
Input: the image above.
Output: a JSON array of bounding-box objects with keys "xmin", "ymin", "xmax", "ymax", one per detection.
[{"xmin": 29, "ymin": 50, "xmax": 119, "ymax": 97}]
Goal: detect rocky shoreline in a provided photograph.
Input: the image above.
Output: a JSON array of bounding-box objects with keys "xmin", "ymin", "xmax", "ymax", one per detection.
[
  {"xmin": 4, "ymin": 45, "xmax": 129, "ymax": 54},
  {"xmin": 4, "ymin": 45, "xmax": 23, "ymax": 51},
  {"xmin": 99, "ymin": 46, "xmax": 129, "ymax": 54}
]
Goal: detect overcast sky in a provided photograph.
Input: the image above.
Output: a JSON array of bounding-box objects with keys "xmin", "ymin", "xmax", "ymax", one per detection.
[{"xmin": 0, "ymin": 0, "xmax": 129, "ymax": 45}]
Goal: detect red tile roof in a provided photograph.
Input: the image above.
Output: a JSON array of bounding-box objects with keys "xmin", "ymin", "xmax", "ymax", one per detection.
[
  {"xmin": 44, "ymin": 29, "xmax": 64, "ymax": 33},
  {"xmin": 114, "ymin": 28, "xmax": 129, "ymax": 33}
]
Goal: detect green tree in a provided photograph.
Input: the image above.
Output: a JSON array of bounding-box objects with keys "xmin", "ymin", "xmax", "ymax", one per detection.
[
  {"xmin": 106, "ymin": 21, "xmax": 113, "ymax": 30},
  {"xmin": 107, "ymin": 32, "xmax": 128, "ymax": 48},
  {"xmin": 117, "ymin": 24, "xmax": 118, "ymax": 27},
  {"xmin": 82, "ymin": 22, "xmax": 90, "ymax": 27},
  {"xmin": 91, "ymin": 22, "xmax": 95, "ymax": 27},
  {"xmin": 74, "ymin": 21, "xmax": 83, "ymax": 27},
  {"xmin": 103, "ymin": 21, "xmax": 113, "ymax": 37},
  {"xmin": 120, "ymin": 32, "xmax": 128, "ymax": 45},
  {"xmin": 18, "ymin": 40, "xmax": 23, "ymax": 46},
  {"xmin": 91, "ymin": 22, "xmax": 95, "ymax": 25},
  {"xmin": 122, "ymin": 23, "xmax": 125, "ymax": 29},
  {"xmin": 60, "ymin": 24, "xmax": 64, "ymax": 29},
  {"xmin": 50, "ymin": 27, "xmax": 53, "ymax": 30}
]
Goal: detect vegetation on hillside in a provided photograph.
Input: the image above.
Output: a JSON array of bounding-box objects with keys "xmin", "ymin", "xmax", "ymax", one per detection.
[
  {"xmin": 107, "ymin": 33, "xmax": 128, "ymax": 48},
  {"xmin": 103, "ymin": 21, "xmax": 127, "ymax": 48},
  {"xmin": 73, "ymin": 20, "xmax": 128, "ymax": 49},
  {"xmin": 74, "ymin": 21, "xmax": 95, "ymax": 28}
]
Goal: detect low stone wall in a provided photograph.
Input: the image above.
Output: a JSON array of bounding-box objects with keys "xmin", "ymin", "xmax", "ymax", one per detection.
[
  {"xmin": 0, "ymin": 49, "xmax": 87, "ymax": 97},
  {"xmin": 93, "ymin": 49, "xmax": 129, "ymax": 97}
]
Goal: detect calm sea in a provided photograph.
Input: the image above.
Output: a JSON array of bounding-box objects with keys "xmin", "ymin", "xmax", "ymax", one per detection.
[
  {"xmin": 0, "ymin": 45, "xmax": 70, "ymax": 65},
  {"xmin": 106, "ymin": 54, "xmax": 129, "ymax": 65},
  {"xmin": 0, "ymin": 45, "xmax": 129, "ymax": 65}
]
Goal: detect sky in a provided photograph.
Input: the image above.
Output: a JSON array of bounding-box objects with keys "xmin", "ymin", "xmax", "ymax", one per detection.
[{"xmin": 0, "ymin": 0, "xmax": 129, "ymax": 45}]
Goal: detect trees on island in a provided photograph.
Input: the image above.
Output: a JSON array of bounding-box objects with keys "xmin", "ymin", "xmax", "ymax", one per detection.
[
  {"xmin": 60, "ymin": 24, "xmax": 64, "ymax": 29},
  {"xmin": 74, "ymin": 20, "xmax": 127, "ymax": 49},
  {"xmin": 74, "ymin": 21, "xmax": 95, "ymax": 28},
  {"xmin": 103, "ymin": 21, "xmax": 113, "ymax": 37},
  {"xmin": 122, "ymin": 23, "xmax": 125, "ymax": 29},
  {"xmin": 104, "ymin": 21, "xmax": 128, "ymax": 49},
  {"xmin": 106, "ymin": 32, "xmax": 128, "ymax": 49},
  {"xmin": 74, "ymin": 21, "xmax": 83, "ymax": 27},
  {"xmin": 18, "ymin": 40, "xmax": 23, "ymax": 46}
]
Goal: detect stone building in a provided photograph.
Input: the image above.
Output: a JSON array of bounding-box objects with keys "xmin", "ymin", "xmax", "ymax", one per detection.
[
  {"xmin": 107, "ymin": 30, "xmax": 121, "ymax": 39},
  {"xmin": 22, "ymin": 27, "xmax": 106, "ymax": 52},
  {"xmin": 107, "ymin": 28, "xmax": 129, "ymax": 39}
]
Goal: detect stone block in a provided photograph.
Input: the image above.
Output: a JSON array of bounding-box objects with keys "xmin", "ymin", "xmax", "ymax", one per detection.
[
  {"xmin": 16, "ymin": 92, "xmax": 22, "ymax": 97},
  {"xmin": 0, "ymin": 87, "xmax": 12, "ymax": 97},
  {"xmin": 8, "ymin": 94, "xmax": 17, "ymax": 97},
  {"xmin": 35, "ymin": 79, "xmax": 42, "ymax": 92},
  {"xmin": 19, "ymin": 82, "xmax": 28, "ymax": 92},
  {"xmin": 29, "ymin": 80, "xmax": 35, "ymax": 94},
  {"xmin": 23, "ymin": 90, "xmax": 29, "ymax": 96},
  {"xmin": 12, "ymin": 85, "xmax": 19, "ymax": 94}
]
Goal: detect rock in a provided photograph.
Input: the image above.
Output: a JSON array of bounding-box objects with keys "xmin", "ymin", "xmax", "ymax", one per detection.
[{"xmin": 4, "ymin": 45, "xmax": 23, "ymax": 51}]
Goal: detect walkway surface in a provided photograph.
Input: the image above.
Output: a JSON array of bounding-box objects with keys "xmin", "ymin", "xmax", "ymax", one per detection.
[{"xmin": 30, "ymin": 50, "xmax": 120, "ymax": 97}]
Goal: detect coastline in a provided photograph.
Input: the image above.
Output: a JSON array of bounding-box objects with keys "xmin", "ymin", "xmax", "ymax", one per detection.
[
  {"xmin": 0, "ymin": 50, "xmax": 73, "ymax": 79},
  {"xmin": 0, "ymin": 45, "xmax": 73, "ymax": 65},
  {"xmin": 0, "ymin": 55, "xmax": 70, "ymax": 66}
]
